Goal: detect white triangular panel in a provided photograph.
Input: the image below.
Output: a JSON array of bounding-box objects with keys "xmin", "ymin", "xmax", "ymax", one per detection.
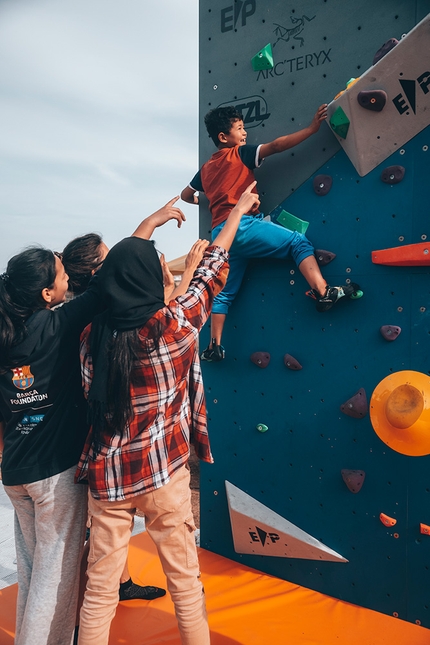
[
  {"xmin": 225, "ymin": 481, "xmax": 348, "ymax": 563},
  {"xmin": 327, "ymin": 14, "xmax": 430, "ymax": 176}
]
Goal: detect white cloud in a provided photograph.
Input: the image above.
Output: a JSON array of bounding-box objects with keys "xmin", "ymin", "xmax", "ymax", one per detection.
[{"xmin": 0, "ymin": 0, "xmax": 199, "ymax": 267}]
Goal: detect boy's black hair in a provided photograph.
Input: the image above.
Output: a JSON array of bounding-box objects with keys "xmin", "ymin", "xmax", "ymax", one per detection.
[{"xmin": 204, "ymin": 106, "xmax": 244, "ymax": 146}]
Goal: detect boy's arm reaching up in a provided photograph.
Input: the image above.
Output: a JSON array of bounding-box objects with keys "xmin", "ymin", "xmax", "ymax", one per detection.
[
  {"xmin": 181, "ymin": 186, "xmax": 199, "ymax": 205},
  {"xmin": 259, "ymin": 104, "xmax": 327, "ymax": 161}
]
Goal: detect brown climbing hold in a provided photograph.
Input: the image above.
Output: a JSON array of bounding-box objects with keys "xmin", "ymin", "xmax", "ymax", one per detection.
[
  {"xmin": 373, "ymin": 38, "xmax": 399, "ymax": 65},
  {"xmin": 380, "ymin": 165, "xmax": 405, "ymax": 185},
  {"xmin": 420, "ymin": 523, "xmax": 430, "ymax": 535},
  {"xmin": 341, "ymin": 469, "xmax": 366, "ymax": 494},
  {"xmin": 357, "ymin": 90, "xmax": 387, "ymax": 112},
  {"xmin": 284, "ymin": 354, "xmax": 302, "ymax": 370},
  {"xmin": 313, "ymin": 174, "xmax": 333, "ymax": 196},
  {"xmin": 380, "ymin": 513, "xmax": 397, "ymax": 527},
  {"xmin": 340, "ymin": 388, "xmax": 368, "ymax": 418},
  {"xmin": 315, "ymin": 249, "xmax": 336, "ymax": 266},
  {"xmin": 250, "ymin": 352, "xmax": 271, "ymax": 369},
  {"xmin": 380, "ymin": 325, "xmax": 401, "ymax": 341}
]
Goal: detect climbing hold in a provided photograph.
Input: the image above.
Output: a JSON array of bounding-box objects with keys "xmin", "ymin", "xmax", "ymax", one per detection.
[
  {"xmin": 284, "ymin": 354, "xmax": 302, "ymax": 371},
  {"xmin": 380, "ymin": 513, "xmax": 397, "ymax": 527},
  {"xmin": 315, "ymin": 249, "xmax": 336, "ymax": 266},
  {"xmin": 357, "ymin": 90, "xmax": 387, "ymax": 112},
  {"xmin": 250, "ymin": 352, "xmax": 271, "ymax": 369},
  {"xmin": 349, "ymin": 286, "xmax": 364, "ymax": 300},
  {"xmin": 380, "ymin": 325, "xmax": 401, "ymax": 341},
  {"xmin": 313, "ymin": 174, "xmax": 333, "ymax": 196},
  {"xmin": 341, "ymin": 469, "xmax": 366, "ymax": 494},
  {"xmin": 340, "ymin": 388, "xmax": 368, "ymax": 418},
  {"xmin": 329, "ymin": 106, "xmax": 350, "ymax": 140},
  {"xmin": 251, "ymin": 43, "xmax": 274, "ymax": 71},
  {"xmin": 373, "ymin": 38, "xmax": 399, "ymax": 65},
  {"xmin": 372, "ymin": 242, "xmax": 430, "ymax": 266},
  {"xmin": 256, "ymin": 423, "xmax": 269, "ymax": 433},
  {"xmin": 380, "ymin": 165, "xmax": 405, "ymax": 184},
  {"xmin": 420, "ymin": 523, "xmax": 430, "ymax": 535},
  {"xmin": 276, "ymin": 209, "xmax": 309, "ymax": 235}
]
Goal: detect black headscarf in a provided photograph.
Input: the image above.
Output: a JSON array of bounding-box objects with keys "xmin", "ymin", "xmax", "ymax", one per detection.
[{"xmin": 87, "ymin": 237, "xmax": 166, "ymax": 446}]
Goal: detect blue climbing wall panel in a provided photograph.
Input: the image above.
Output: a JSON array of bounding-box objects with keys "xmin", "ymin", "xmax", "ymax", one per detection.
[{"xmin": 197, "ymin": 0, "xmax": 430, "ymax": 628}]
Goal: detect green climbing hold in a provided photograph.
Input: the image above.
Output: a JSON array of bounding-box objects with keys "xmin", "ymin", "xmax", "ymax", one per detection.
[
  {"xmin": 350, "ymin": 289, "xmax": 364, "ymax": 300},
  {"xmin": 276, "ymin": 209, "xmax": 309, "ymax": 235},
  {"xmin": 330, "ymin": 106, "xmax": 350, "ymax": 139},
  {"xmin": 256, "ymin": 423, "xmax": 269, "ymax": 433},
  {"xmin": 251, "ymin": 43, "xmax": 274, "ymax": 71}
]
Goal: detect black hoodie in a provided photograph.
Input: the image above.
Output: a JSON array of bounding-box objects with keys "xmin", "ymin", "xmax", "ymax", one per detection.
[{"xmin": 0, "ymin": 280, "xmax": 104, "ymax": 486}]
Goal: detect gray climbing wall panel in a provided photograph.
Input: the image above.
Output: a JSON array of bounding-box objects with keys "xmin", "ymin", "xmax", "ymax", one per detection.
[{"xmin": 197, "ymin": 0, "xmax": 430, "ymax": 629}]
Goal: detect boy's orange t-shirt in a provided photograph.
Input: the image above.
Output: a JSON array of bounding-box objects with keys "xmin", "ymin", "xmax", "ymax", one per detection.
[{"xmin": 191, "ymin": 144, "xmax": 261, "ymax": 229}]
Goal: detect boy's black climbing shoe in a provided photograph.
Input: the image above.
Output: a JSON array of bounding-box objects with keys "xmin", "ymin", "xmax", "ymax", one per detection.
[
  {"xmin": 201, "ymin": 339, "xmax": 225, "ymax": 362},
  {"xmin": 119, "ymin": 579, "xmax": 166, "ymax": 601},
  {"xmin": 307, "ymin": 282, "xmax": 362, "ymax": 313}
]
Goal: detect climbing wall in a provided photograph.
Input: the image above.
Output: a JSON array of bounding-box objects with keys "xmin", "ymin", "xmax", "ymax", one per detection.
[{"xmin": 198, "ymin": 0, "xmax": 430, "ymax": 628}]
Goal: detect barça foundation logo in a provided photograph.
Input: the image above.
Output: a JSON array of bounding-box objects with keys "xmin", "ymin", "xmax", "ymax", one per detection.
[{"xmin": 12, "ymin": 366, "xmax": 34, "ymax": 390}]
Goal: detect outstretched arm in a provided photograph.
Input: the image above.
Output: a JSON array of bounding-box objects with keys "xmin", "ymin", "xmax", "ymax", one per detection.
[
  {"xmin": 168, "ymin": 239, "xmax": 210, "ymax": 301},
  {"xmin": 212, "ymin": 181, "xmax": 260, "ymax": 252},
  {"xmin": 259, "ymin": 104, "xmax": 327, "ymax": 160},
  {"xmin": 132, "ymin": 196, "xmax": 186, "ymax": 240},
  {"xmin": 181, "ymin": 186, "xmax": 199, "ymax": 205}
]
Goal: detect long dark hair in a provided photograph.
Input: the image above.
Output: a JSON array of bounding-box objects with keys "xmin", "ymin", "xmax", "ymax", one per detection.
[
  {"xmin": 0, "ymin": 248, "xmax": 56, "ymax": 370},
  {"xmin": 62, "ymin": 233, "xmax": 104, "ymax": 295}
]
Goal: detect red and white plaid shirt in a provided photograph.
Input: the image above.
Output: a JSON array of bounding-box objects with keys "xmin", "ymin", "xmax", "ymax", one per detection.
[{"xmin": 75, "ymin": 246, "xmax": 229, "ymax": 501}]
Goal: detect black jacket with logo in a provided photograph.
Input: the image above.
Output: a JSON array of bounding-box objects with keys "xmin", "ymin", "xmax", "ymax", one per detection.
[{"xmin": 0, "ymin": 281, "xmax": 104, "ymax": 486}]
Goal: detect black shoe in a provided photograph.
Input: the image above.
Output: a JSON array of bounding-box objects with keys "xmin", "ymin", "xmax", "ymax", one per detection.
[
  {"xmin": 307, "ymin": 283, "xmax": 362, "ymax": 312},
  {"xmin": 119, "ymin": 579, "xmax": 166, "ymax": 601},
  {"xmin": 200, "ymin": 339, "xmax": 225, "ymax": 362}
]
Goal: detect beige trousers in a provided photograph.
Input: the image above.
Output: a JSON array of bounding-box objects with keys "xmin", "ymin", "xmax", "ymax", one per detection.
[{"xmin": 78, "ymin": 463, "xmax": 209, "ymax": 645}]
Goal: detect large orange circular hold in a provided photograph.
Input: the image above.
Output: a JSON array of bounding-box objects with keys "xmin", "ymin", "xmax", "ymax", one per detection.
[{"xmin": 370, "ymin": 371, "xmax": 430, "ymax": 456}]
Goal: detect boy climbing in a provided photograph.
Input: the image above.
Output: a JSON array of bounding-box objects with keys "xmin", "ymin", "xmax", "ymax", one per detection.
[{"xmin": 181, "ymin": 104, "xmax": 360, "ymax": 362}]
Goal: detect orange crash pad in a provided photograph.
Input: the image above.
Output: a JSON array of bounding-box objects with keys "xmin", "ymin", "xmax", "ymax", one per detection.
[{"xmin": 0, "ymin": 531, "xmax": 428, "ymax": 644}]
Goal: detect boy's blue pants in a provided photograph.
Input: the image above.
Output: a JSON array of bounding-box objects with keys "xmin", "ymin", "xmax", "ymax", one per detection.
[{"xmin": 211, "ymin": 213, "xmax": 315, "ymax": 315}]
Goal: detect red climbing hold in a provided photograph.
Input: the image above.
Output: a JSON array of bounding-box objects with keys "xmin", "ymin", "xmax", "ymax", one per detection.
[
  {"xmin": 315, "ymin": 249, "xmax": 336, "ymax": 266},
  {"xmin": 380, "ymin": 513, "xmax": 397, "ymax": 527},
  {"xmin": 380, "ymin": 165, "xmax": 405, "ymax": 184},
  {"xmin": 341, "ymin": 469, "xmax": 366, "ymax": 494},
  {"xmin": 372, "ymin": 242, "xmax": 430, "ymax": 266},
  {"xmin": 357, "ymin": 90, "xmax": 387, "ymax": 112},
  {"xmin": 380, "ymin": 325, "xmax": 401, "ymax": 341},
  {"xmin": 313, "ymin": 175, "xmax": 333, "ymax": 196},
  {"xmin": 340, "ymin": 388, "xmax": 368, "ymax": 418},
  {"xmin": 250, "ymin": 352, "xmax": 271, "ymax": 369},
  {"xmin": 283, "ymin": 354, "xmax": 302, "ymax": 371},
  {"xmin": 420, "ymin": 523, "xmax": 430, "ymax": 535}
]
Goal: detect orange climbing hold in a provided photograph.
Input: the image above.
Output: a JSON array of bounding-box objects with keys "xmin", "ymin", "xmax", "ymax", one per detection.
[
  {"xmin": 372, "ymin": 242, "xmax": 430, "ymax": 266},
  {"xmin": 420, "ymin": 523, "xmax": 430, "ymax": 535},
  {"xmin": 380, "ymin": 513, "xmax": 397, "ymax": 527}
]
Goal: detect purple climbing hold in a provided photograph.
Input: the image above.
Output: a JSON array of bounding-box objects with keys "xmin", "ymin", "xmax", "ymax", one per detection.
[
  {"xmin": 250, "ymin": 352, "xmax": 271, "ymax": 369},
  {"xmin": 313, "ymin": 174, "xmax": 333, "ymax": 196},
  {"xmin": 341, "ymin": 469, "xmax": 366, "ymax": 494},
  {"xmin": 380, "ymin": 165, "xmax": 405, "ymax": 185},
  {"xmin": 357, "ymin": 90, "xmax": 387, "ymax": 112},
  {"xmin": 315, "ymin": 249, "xmax": 336, "ymax": 266},
  {"xmin": 373, "ymin": 38, "xmax": 399, "ymax": 65},
  {"xmin": 284, "ymin": 354, "xmax": 302, "ymax": 371},
  {"xmin": 340, "ymin": 388, "xmax": 368, "ymax": 418},
  {"xmin": 380, "ymin": 325, "xmax": 401, "ymax": 341}
]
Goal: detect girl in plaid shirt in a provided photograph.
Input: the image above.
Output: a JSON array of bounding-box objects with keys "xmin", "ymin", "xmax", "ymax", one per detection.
[{"xmin": 76, "ymin": 184, "xmax": 259, "ymax": 645}]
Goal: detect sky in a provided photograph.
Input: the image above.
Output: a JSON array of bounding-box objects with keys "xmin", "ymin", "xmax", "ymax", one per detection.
[{"xmin": 0, "ymin": 0, "xmax": 199, "ymax": 270}]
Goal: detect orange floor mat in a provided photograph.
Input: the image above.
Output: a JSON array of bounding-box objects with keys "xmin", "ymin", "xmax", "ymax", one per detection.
[{"xmin": 0, "ymin": 531, "xmax": 428, "ymax": 645}]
